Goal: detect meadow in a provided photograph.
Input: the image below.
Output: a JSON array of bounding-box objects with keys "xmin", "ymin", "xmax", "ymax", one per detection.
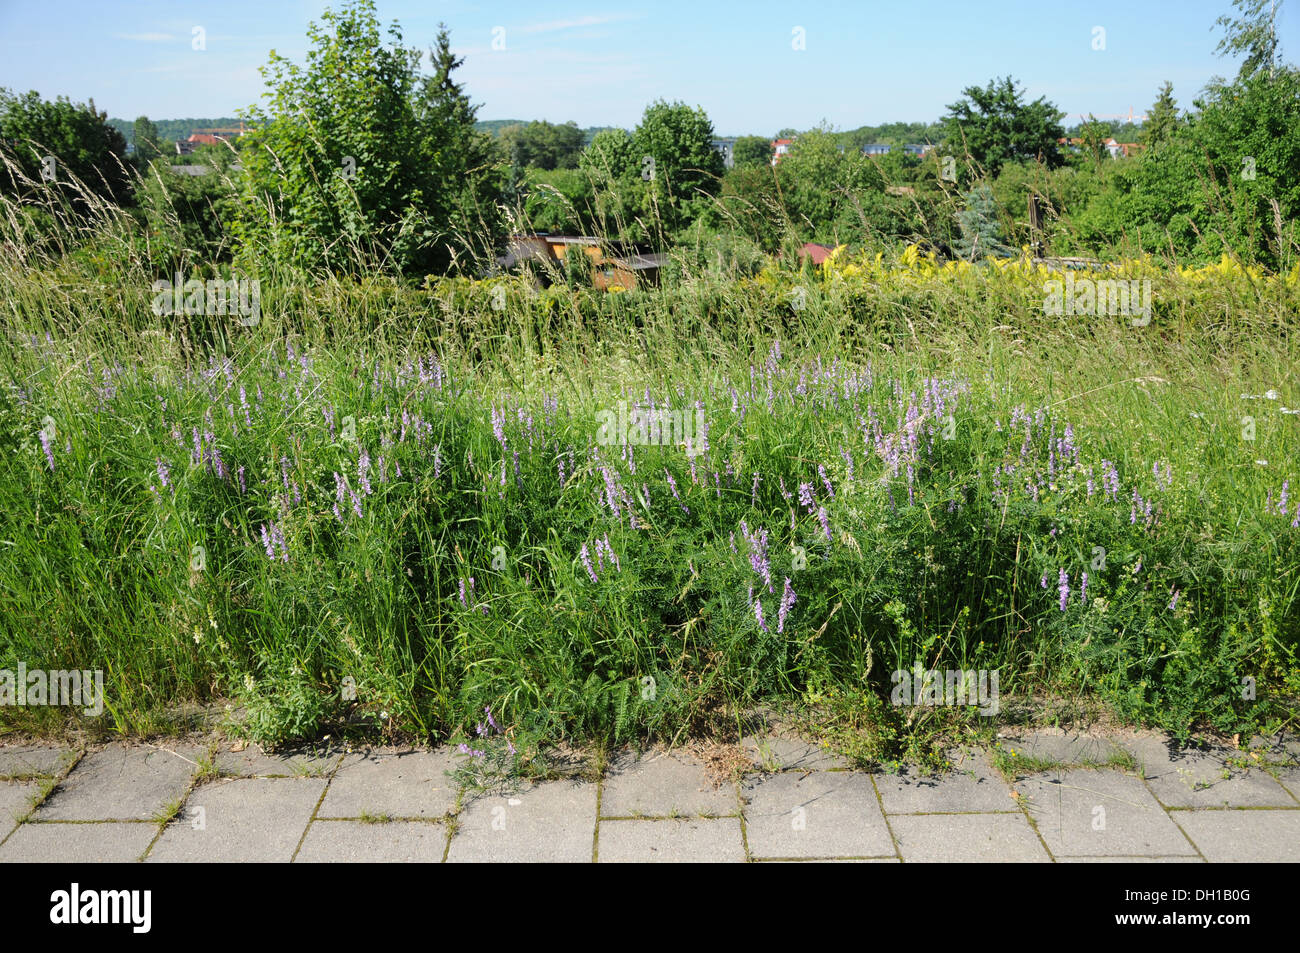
[{"xmin": 3, "ymin": 216, "xmax": 1297, "ymax": 762}]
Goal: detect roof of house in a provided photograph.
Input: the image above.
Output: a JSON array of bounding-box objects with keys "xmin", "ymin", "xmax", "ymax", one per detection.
[{"xmin": 797, "ymin": 242, "xmax": 837, "ymax": 265}]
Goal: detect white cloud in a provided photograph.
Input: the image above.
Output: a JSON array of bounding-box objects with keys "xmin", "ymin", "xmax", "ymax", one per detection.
[{"xmin": 522, "ymin": 14, "xmax": 640, "ymax": 34}]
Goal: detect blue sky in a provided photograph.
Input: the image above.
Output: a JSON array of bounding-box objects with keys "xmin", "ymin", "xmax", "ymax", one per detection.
[{"xmin": 0, "ymin": 0, "xmax": 1292, "ymax": 134}]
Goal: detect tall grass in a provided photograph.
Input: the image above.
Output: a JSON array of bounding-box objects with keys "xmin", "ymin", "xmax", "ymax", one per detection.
[{"xmin": 0, "ymin": 162, "xmax": 1297, "ymax": 757}]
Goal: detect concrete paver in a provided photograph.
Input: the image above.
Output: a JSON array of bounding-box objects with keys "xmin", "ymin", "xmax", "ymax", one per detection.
[
  {"xmin": 601, "ymin": 750, "xmax": 736, "ymax": 817},
  {"xmin": 1171, "ymin": 810, "xmax": 1300, "ymax": 862},
  {"xmin": 36, "ymin": 746, "xmax": 201, "ymax": 821},
  {"xmin": 318, "ymin": 749, "xmax": 458, "ymax": 819},
  {"xmin": 741, "ymin": 770, "xmax": 894, "ymax": 858},
  {"xmin": 296, "ymin": 820, "xmax": 446, "ymax": 862},
  {"xmin": 742, "ymin": 732, "xmax": 848, "ymax": 772},
  {"xmin": 1013, "ymin": 770, "xmax": 1198, "ymax": 857},
  {"xmin": 1126, "ymin": 737, "xmax": 1295, "ymax": 808},
  {"xmin": 0, "ymin": 745, "xmax": 71, "ymax": 778},
  {"xmin": 0, "ymin": 781, "xmax": 38, "ymax": 838},
  {"xmin": 0, "ymin": 730, "xmax": 1294, "ymax": 862},
  {"xmin": 891, "ymin": 813, "xmax": 1050, "ymax": 862},
  {"xmin": 598, "ymin": 818, "xmax": 745, "ymax": 862},
  {"xmin": 446, "ymin": 781, "xmax": 596, "ymax": 863},
  {"xmin": 0, "ymin": 821, "xmax": 157, "ymax": 862},
  {"xmin": 876, "ymin": 750, "xmax": 1016, "ymax": 814},
  {"xmin": 146, "ymin": 777, "xmax": 326, "ymax": 862},
  {"xmin": 216, "ymin": 743, "xmax": 344, "ymax": 778}
]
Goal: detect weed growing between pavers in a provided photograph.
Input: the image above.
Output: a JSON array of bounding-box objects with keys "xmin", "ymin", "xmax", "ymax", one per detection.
[{"xmin": 2, "ymin": 248, "xmax": 1299, "ymax": 759}]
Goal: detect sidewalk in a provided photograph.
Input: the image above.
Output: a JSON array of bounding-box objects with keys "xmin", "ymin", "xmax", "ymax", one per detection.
[{"xmin": 1, "ymin": 727, "xmax": 1297, "ymax": 862}]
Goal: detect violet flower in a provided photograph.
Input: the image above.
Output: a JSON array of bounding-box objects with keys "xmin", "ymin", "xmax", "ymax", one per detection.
[{"xmin": 777, "ymin": 577, "xmax": 796, "ymax": 634}]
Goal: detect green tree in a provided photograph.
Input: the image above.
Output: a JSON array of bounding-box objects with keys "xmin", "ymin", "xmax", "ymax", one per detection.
[
  {"xmin": 1076, "ymin": 67, "xmax": 1300, "ymax": 267},
  {"xmin": 941, "ymin": 76, "xmax": 1065, "ymax": 178},
  {"xmin": 500, "ymin": 120, "xmax": 585, "ymax": 170},
  {"xmin": 954, "ymin": 184, "xmax": 1014, "ymax": 259},
  {"xmin": 732, "ymin": 135, "xmax": 772, "ymax": 168},
  {"xmin": 1139, "ymin": 82, "xmax": 1182, "ymax": 149},
  {"xmin": 579, "ymin": 128, "xmax": 635, "ymax": 180},
  {"xmin": 631, "ymin": 100, "xmax": 725, "ymax": 232},
  {"xmin": 1078, "ymin": 114, "xmax": 1113, "ymax": 170},
  {"xmin": 232, "ymin": 1, "xmax": 499, "ymax": 276},
  {"xmin": 133, "ymin": 116, "xmax": 162, "ymax": 168},
  {"xmin": 1215, "ymin": 0, "xmax": 1283, "ymax": 81},
  {"xmin": 0, "ymin": 89, "xmax": 132, "ymax": 212}
]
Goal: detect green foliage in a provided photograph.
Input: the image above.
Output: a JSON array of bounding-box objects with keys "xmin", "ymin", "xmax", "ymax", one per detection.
[
  {"xmin": 732, "ymin": 135, "xmax": 772, "ymax": 169},
  {"xmin": 1139, "ymin": 82, "xmax": 1182, "ymax": 150},
  {"xmin": 132, "ymin": 116, "xmax": 162, "ymax": 168},
  {"xmin": 631, "ymin": 99, "xmax": 725, "ymax": 233},
  {"xmin": 1075, "ymin": 67, "xmax": 1300, "ymax": 267},
  {"xmin": 941, "ymin": 76, "xmax": 1066, "ymax": 179},
  {"xmin": 0, "ymin": 88, "xmax": 133, "ymax": 212},
  {"xmin": 954, "ymin": 184, "xmax": 1014, "ymax": 259},
  {"xmin": 230, "ymin": 2, "xmax": 502, "ymax": 277},
  {"xmin": 1215, "ymin": 0, "xmax": 1284, "ymax": 81},
  {"xmin": 499, "ymin": 120, "xmax": 585, "ymax": 171}
]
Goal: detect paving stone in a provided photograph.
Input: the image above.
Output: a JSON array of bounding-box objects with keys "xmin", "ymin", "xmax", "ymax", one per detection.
[
  {"xmin": 742, "ymin": 732, "xmax": 847, "ymax": 772},
  {"xmin": 318, "ymin": 750, "xmax": 458, "ymax": 819},
  {"xmin": 446, "ymin": 781, "xmax": 595, "ymax": 863},
  {"xmin": 759, "ymin": 857, "xmax": 901, "ymax": 863},
  {"xmin": 0, "ymin": 781, "xmax": 37, "ymax": 837},
  {"xmin": 0, "ymin": 745, "xmax": 71, "ymax": 778},
  {"xmin": 0, "ymin": 822, "xmax": 155, "ymax": 862},
  {"xmin": 891, "ymin": 813, "xmax": 1049, "ymax": 862},
  {"xmin": 1171, "ymin": 810, "xmax": 1300, "ymax": 862},
  {"xmin": 295, "ymin": 820, "xmax": 446, "ymax": 862},
  {"xmin": 601, "ymin": 750, "xmax": 736, "ymax": 817},
  {"xmin": 1013, "ymin": 770, "xmax": 1197, "ymax": 857},
  {"xmin": 1057, "ymin": 855, "xmax": 1205, "ymax": 862},
  {"xmin": 36, "ymin": 745, "xmax": 201, "ymax": 821},
  {"xmin": 1246, "ymin": 733, "xmax": 1300, "ymax": 766},
  {"xmin": 215, "ymin": 743, "xmax": 343, "ymax": 778},
  {"xmin": 597, "ymin": 818, "xmax": 744, "ymax": 862},
  {"xmin": 146, "ymin": 778, "xmax": 325, "ymax": 862},
  {"xmin": 995, "ymin": 729, "xmax": 1124, "ymax": 768},
  {"xmin": 1125, "ymin": 737, "xmax": 1294, "ymax": 808},
  {"xmin": 741, "ymin": 771, "xmax": 894, "ymax": 858},
  {"xmin": 876, "ymin": 750, "xmax": 1016, "ymax": 814},
  {"xmin": 1273, "ymin": 766, "xmax": 1300, "ymax": 802}
]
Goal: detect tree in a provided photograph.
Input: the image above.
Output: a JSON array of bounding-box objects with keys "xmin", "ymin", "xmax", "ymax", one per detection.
[
  {"xmin": 630, "ymin": 99, "xmax": 725, "ymax": 232},
  {"xmin": 1078, "ymin": 114, "xmax": 1113, "ymax": 170},
  {"xmin": 1079, "ymin": 66, "xmax": 1300, "ymax": 267},
  {"xmin": 413, "ymin": 22, "xmax": 504, "ymax": 264},
  {"xmin": 954, "ymin": 184, "xmax": 1014, "ymax": 259},
  {"xmin": 0, "ymin": 89, "xmax": 132, "ymax": 212},
  {"xmin": 233, "ymin": 2, "xmax": 501, "ymax": 276},
  {"xmin": 500, "ymin": 120, "xmax": 585, "ymax": 170},
  {"xmin": 1139, "ymin": 82, "xmax": 1182, "ymax": 149},
  {"xmin": 941, "ymin": 76, "xmax": 1065, "ymax": 178},
  {"xmin": 579, "ymin": 128, "xmax": 635, "ymax": 180},
  {"xmin": 1215, "ymin": 0, "xmax": 1283, "ymax": 81},
  {"xmin": 732, "ymin": 135, "xmax": 772, "ymax": 168},
  {"xmin": 133, "ymin": 116, "xmax": 162, "ymax": 168}
]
